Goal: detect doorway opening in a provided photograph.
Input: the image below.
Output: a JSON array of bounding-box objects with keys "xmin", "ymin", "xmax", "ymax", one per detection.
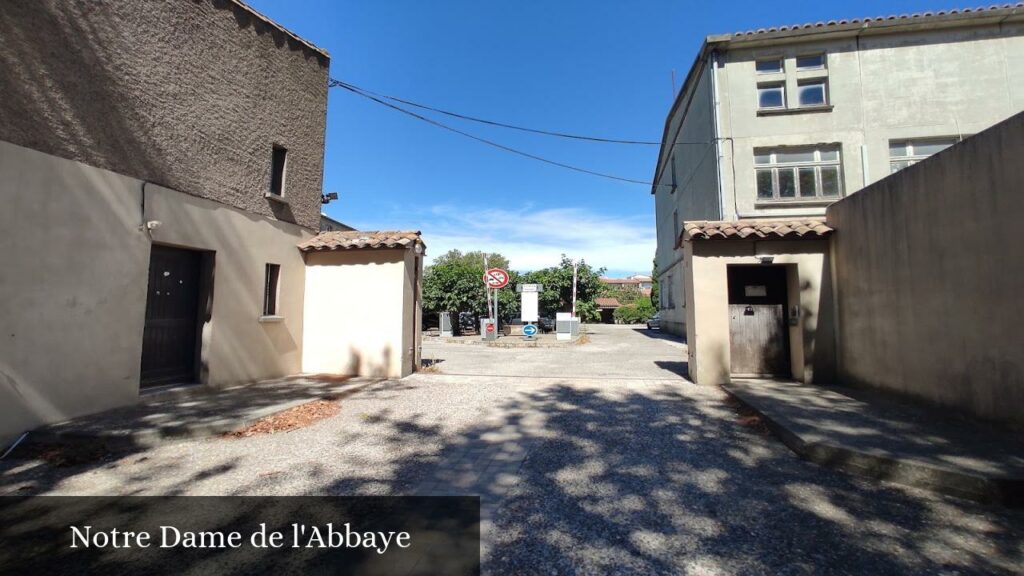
[
  {"xmin": 727, "ymin": 264, "xmax": 790, "ymax": 377},
  {"xmin": 140, "ymin": 245, "xmax": 209, "ymax": 388}
]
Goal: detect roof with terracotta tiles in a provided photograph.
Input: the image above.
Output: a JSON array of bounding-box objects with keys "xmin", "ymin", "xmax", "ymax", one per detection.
[
  {"xmin": 724, "ymin": 4, "xmax": 1024, "ymax": 41},
  {"xmin": 595, "ymin": 298, "xmax": 623, "ymax": 308},
  {"xmin": 681, "ymin": 219, "xmax": 833, "ymax": 243},
  {"xmin": 298, "ymin": 230, "xmax": 424, "ymax": 252}
]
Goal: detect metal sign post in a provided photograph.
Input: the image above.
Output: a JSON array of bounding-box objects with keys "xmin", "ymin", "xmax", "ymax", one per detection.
[
  {"xmin": 571, "ymin": 260, "xmax": 578, "ymax": 319},
  {"xmin": 484, "ymin": 267, "xmax": 509, "ymax": 340}
]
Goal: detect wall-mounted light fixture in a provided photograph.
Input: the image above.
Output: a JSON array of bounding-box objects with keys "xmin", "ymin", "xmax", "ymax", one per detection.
[{"xmin": 321, "ymin": 192, "xmax": 339, "ymax": 204}]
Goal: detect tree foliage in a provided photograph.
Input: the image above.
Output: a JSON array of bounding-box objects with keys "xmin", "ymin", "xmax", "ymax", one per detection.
[
  {"xmin": 613, "ymin": 298, "xmax": 656, "ymax": 324},
  {"xmin": 422, "ymin": 252, "xmax": 605, "ymax": 323},
  {"xmin": 422, "ymin": 250, "xmax": 520, "ymax": 318},
  {"xmin": 520, "ymin": 255, "xmax": 605, "ymax": 321},
  {"xmin": 650, "ymin": 257, "xmax": 660, "ymax": 307}
]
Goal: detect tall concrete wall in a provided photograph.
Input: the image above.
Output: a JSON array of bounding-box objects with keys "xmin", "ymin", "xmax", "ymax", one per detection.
[
  {"xmin": 0, "ymin": 141, "xmax": 311, "ymax": 445},
  {"xmin": 827, "ymin": 113, "xmax": 1024, "ymax": 426},
  {"xmin": 0, "ymin": 0, "xmax": 328, "ymax": 230}
]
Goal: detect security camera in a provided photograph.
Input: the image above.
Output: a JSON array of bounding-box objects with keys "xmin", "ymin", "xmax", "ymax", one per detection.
[{"xmin": 145, "ymin": 220, "xmax": 162, "ymax": 231}]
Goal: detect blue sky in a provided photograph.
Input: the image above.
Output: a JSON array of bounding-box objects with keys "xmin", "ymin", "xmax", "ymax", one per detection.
[{"xmin": 248, "ymin": 0, "xmax": 965, "ymax": 277}]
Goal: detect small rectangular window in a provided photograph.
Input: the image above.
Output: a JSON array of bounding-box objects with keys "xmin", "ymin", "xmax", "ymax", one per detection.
[
  {"xmin": 756, "ymin": 59, "xmax": 783, "ymax": 74},
  {"xmin": 821, "ymin": 167, "xmax": 840, "ymax": 196},
  {"xmin": 263, "ymin": 263, "xmax": 281, "ymax": 316},
  {"xmin": 778, "ymin": 169, "xmax": 796, "ymax": 198},
  {"xmin": 757, "ymin": 84, "xmax": 785, "ymax": 109},
  {"xmin": 270, "ymin": 146, "xmax": 287, "ymax": 196},
  {"xmin": 756, "ymin": 170, "xmax": 774, "ymax": 198},
  {"xmin": 796, "ymin": 54, "xmax": 825, "ymax": 70},
  {"xmin": 798, "ymin": 167, "xmax": 817, "ymax": 197},
  {"xmin": 797, "ymin": 80, "xmax": 827, "ymax": 106}
]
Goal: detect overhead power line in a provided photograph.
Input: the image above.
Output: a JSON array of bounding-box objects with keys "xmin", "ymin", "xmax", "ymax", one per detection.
[
  {"xmin": 331, "ymin": 78, "xmax": 660, "ymax": 145},
  {"xmin": 330, "ymin": 78, "xmax": 659, "ymax": 186}
]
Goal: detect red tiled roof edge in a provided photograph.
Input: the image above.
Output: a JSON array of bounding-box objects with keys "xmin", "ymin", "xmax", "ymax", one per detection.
[
  {"xmin": 680, "ymin": 219, "xmax": 833, "ymax": 244},
  {"xmin": 298, "ymin": 230, "xmax": 424, "ymax": 252}
]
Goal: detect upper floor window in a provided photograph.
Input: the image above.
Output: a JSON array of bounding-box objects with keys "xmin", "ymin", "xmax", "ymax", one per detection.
[
  {"xmin": 797, "ymin": 79, "xmax": 828, "ymax": 107},
  {"xmin": 757, "ymin": 83, "xmax": 786, "ymax": 110},
  {"xmin": 796, "ymin": 54, "xmax": 826, "ymax": 71},
  {"xmin": 755, "ymin": 146, "xmax": 842, "ymax": 202},
  {"xmin": 756, "ymin": 58, "xmax": 783, "ymax": 74},
  {"xmin": 270, "ymin": 146, "xmax": 288, "ymax": 196},
  {"xmin": 889, "ymin": 138, "xmax": 958, "ymax": 173},
  {"xmin": 756, "ymin": 53, "xmax": 830, "ymax": 113}
]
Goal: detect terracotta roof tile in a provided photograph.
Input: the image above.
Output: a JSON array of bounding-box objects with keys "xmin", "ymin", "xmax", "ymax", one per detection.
[
  {"xmin": 681, "ymin": 219, "xmax": 833, "ymax": 244},
  {"xmin": 298, "ymin": 230, "xmax": 424, "ymax": 252},
  {"xmin": 595, "ymin": 298, "xmax": 622, "ymax": 308},
  {"xmin": 727, "ymin": 4, "xmax": 1023, "ymax": 40}
]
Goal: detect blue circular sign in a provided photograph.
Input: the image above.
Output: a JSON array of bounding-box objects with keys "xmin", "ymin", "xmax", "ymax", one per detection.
[{"xmin": 523, "ymin": 324, "xmax": 538, "ymax": 337}]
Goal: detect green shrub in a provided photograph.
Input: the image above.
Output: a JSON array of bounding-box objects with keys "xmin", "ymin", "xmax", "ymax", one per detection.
[{"xmin": 613, "ymin": 299, "xmax": 656, "ymax": 324}]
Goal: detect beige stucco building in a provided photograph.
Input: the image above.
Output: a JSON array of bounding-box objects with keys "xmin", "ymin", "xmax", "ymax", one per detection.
[
  {"xmin": 0, "ymin": 1, "xmax": 423, "ymax": 446},
  {"xmin": 653, "ymin": 7, "xmax": 1024, "ymax": 391},
  {"xmin": 301, "ymin": 232, "xmax": 425, "ymax": 379}
]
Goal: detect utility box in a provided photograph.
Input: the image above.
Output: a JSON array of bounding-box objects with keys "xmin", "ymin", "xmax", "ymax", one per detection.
[
  {"xmin": 480, "ymin": 318, "xmax": 497, "ymax": 341},
  {"xmin": 439, "ymin": 312, "xmax": 453, "ymax": 337},
  {"xmin": 556, "ymin": 312, "xmax": 580, "ymax": 341}
]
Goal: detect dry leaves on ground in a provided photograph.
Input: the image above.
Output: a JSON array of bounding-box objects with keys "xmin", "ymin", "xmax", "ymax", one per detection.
[
  {"xmin": 724, "ymin": 395, "xmax": 770, "ymax": 435},
  {"xmin": 223, "ymin": 398, "xmax": 340, "ymax": 438}
]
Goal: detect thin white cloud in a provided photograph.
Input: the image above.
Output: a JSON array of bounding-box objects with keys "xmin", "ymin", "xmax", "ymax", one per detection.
[{"xmin": 356, "ymin": 204, "xmax": 655, "ymax": 275}]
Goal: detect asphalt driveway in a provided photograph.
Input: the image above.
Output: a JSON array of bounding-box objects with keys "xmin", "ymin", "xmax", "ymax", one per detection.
[{"xmin": 2, "ymin": 325, "xmax": 1022, "ymax": 574}]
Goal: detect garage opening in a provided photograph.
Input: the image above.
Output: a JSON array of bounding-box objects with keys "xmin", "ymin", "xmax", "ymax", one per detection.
[{"xmin": 727, "ymin": 264, "xmax": 790, "ymax": 377}]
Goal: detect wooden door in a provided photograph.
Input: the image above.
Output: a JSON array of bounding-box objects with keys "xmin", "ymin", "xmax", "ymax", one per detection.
[
  {"xmin": 727, "ymin": 266, "xmax": 790, "ymax": 377},
  {"xmin": 140, "ymin": 245, "xmax": 201, "ymax": 387}
]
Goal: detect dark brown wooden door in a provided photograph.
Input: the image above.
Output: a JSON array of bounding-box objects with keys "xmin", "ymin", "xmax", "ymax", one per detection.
[
  {"xmin": 727, "ymin": 265, "xmax": 790, "ymax": 377},
  {"xmin": 140, "ymin": 245, "xmax": 201, "ymax": 387}
]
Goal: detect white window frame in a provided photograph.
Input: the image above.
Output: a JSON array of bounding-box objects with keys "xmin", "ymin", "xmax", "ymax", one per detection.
[
  {"xmin": 888, "ymin": 137, "xmax": 960, "ymax": 174},
  {"xmin": 754, "ymin": 146, "xmax": 843, "ymax": 202},
  {"xmin": 755, "ymin": 58, "xmax": 784, "ymax": 74},
  {"xmin": 796, "ymin": 54, "xmax": 826, "ymax": 71},
  {"xmin": 797, "ymin": 79, "xmax": 828, "ymax": 107},
  {"xmin": 757, "ymin": 83, "xmax": 786, "ymax": 110}
]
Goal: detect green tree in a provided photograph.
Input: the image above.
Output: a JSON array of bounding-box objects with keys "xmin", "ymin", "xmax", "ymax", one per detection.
[
  {"xmin": 522, "ymin": 255, "xmax": 605, "ymax": 322},
  {"xmin": 650, "ymin": 258, "xmax": 660, "ymax": 307},
  {"xmin": 613, "ymin": 298, "xmax": 656, "ymax": 324},
  {"xmin": 422, "ymin": 250, "xmax": 519, "ymax": 319}
]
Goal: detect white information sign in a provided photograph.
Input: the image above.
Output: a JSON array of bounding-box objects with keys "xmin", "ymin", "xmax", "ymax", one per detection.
[{"xmin": 521, "ymin": 291, "xmax": 539, "ymax": 322}]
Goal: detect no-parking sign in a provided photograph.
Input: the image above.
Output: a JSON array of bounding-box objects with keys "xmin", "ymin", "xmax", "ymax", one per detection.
[{"xmin": 484, "ymin": 268, "xmax": 509, "ymax": 289}]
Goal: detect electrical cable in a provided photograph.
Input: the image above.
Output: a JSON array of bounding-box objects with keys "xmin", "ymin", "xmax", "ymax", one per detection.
[
  {"xmin": 331, "ymin": 79, "xmax": 665, "ymax": 186},
  {"xmin": 331, "ymin": 78, "xmax": 660, "ymax": 145}
]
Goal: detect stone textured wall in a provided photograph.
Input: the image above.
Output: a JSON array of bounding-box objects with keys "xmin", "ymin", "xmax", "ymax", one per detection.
[
  {"xmin": 0, "ymin": 0, "xmax": 329, "ymax": 230},
  {"xmin": 827, "ymin": 112, "xmax": 1024, "ymax": 426}
]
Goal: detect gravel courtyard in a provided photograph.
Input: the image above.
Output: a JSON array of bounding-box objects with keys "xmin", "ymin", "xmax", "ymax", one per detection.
[{"xmin": 2, "ymin": 325, "xmax": 1022, "ymax": 574}]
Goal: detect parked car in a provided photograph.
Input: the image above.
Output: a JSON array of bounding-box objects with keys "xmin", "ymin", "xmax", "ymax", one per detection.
[
  {"xmin": 646, "ymin": 313, "xmax": 660, "ymax": 330},
  {"xmin": 538, "ymin": 316, "xmax": 555, "ymax": 333}
]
